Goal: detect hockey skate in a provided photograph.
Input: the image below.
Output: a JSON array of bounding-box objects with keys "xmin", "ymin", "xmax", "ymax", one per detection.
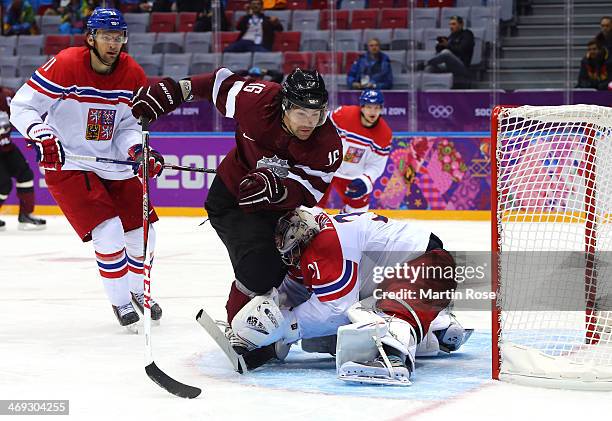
[
  {"xmin": 417, "ymin": 311, "xmax": 474, "ymax": 356},
  {"xmin": 0, "ymin": 219, "xmax": 5, "ymax": 231},
  {"xmin": 339, "ymin": 354, "xmax": 412, "ymax": 386},
  {"xmin": 18, "ymin": 213, "xmax": 46, "ymax": 231},
  {"xmin": 130, "ymin": 291, "xmax": 162, "ymax": 323},
  {"xmin": 433, "ymin": 311, "xmax": 474, "ymax": 353},
  {"xmin": 112, "ymin": 302, "xmax": 140, "ymax": 332}
]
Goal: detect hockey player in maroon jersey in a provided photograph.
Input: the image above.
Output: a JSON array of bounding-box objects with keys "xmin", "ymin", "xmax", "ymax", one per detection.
[
  {"xmin": 0, "ymin": 86, "xmax": 46, "ymax": 231},
  {"xmin": 10, "ymin": 8, "xmax": 163, "ymax": 329},
  {"xmin": 131, "ymin": 68, "xmax": 343, "ymax": 327}
]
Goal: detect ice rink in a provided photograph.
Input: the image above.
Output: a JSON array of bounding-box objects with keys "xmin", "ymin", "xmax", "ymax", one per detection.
[{"xmin": 1, "ymin": 215, "xmax": 610, "ymax": 420}]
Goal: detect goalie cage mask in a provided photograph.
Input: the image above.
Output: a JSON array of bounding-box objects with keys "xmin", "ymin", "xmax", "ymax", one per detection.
[{"xmin": 275, "ymin": 209, "xmax": 321, "ymax": 267}]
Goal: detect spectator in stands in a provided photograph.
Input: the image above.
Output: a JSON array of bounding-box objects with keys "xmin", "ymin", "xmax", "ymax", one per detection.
[
  {"xmin": 133, "ymin": 0, "xmax": 173, "ymax": 13},
  {"xmin": 3, "ymin": 0, "xmax": 38, "ymax": 35},
  {"xmin": 596, "ymin": 16, "xmax": 612, "ymax": 53},
  {"xmin": 576, "ymin": 39, "xmax": 611, "ymax": 91},
  {"xmin": 425, "ymin": 15, "xmax": 474, "ymax": 79},
  {"xmin": 193, "ymin": 0, "xmax": 229, "ymax": 32},
  {"xmin": 224, "ymin": 0, "xmax": 283, "ymax": 53},
  {"xmin": 237, "ymin": 66, "xmax": 284, "ymax": 83},
  {"xmin": 59, "ymin": 0, "xmax": 86, "ymax": 34},
  {"xmin": 347, "ymin": 38, "xmax": 393, "ymax": 90}
]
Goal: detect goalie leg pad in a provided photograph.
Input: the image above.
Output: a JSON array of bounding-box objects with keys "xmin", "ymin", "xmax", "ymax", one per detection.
[{"xmin": 336, "ymin": 322, "xmax": 413, "ymax": 386}]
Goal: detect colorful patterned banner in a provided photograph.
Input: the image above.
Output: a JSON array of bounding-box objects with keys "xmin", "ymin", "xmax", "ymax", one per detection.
[{"xmin": 324, "ymin": 135, "xmax": 491, "ymax": 210}]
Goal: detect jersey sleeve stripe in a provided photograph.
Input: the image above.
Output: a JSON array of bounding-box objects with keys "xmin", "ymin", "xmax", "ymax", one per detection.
[
  {"xmin": 225, "ymin": 81, "xmax": 245, "ymax": 118},
  {"xmin": 286, "ymin": 171, "xmax": 325, "ymax": 202},
  {"xmin": 312, "ymin": 259, "xmax": 355, "ymax": 292},
  {"xmin": 212, "ymin": 68, "xmax": 234, "ymax": 107},
  {"xmin": 27, "ymin": 81, "xmax": 63, "ymax": 99},
  {"xmin": 30, "ymin": 71, "xmax": 66, "ymax": 94},
  {"xmin": 293, "ymin": 164, "xmax": 335, "ymax": 183},
  {"xmin": 314, "ymin": 260, "xmax": 358, "ymax": 302},
  {"xmin": 30, "ymin": 71, "xmax": 133, "ymax": 104},
  {"xmin": 345, "ymin": 137, "xmax": 390, "ymax": 156}
]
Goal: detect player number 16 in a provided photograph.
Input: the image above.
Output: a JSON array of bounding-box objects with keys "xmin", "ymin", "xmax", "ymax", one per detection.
[{"xmin": 328, "ymin": 150, "xmax": 340, "ymax": 166}]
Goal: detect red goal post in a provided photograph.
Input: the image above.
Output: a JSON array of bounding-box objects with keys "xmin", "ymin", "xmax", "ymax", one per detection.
[{"xmin": 490, "ymin": 104, "xmax": 612, "ymax": 390}]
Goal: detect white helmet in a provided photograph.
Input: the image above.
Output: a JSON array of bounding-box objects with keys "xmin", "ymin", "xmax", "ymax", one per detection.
[{"xmin": 275, "ymin": 209, "xmax": 320, "ymax": 267}]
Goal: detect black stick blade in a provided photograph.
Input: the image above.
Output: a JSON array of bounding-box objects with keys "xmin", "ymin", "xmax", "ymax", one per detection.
[{"xmin": 145, "ymin": 362, "xmax": 202, "ymax": 399}]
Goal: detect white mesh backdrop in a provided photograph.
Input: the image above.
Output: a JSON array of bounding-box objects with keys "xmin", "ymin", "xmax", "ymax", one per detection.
[{"xmin": 494, "ymin": 105, "xmax": 612, "ymax": 388}]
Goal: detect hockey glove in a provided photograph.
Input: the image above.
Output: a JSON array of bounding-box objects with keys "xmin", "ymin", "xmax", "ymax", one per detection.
[
  {"xmin": 26, "ymin": 123, "xmax": 65, "ymax": 171},
  {"xmin": 345, "ymin": 178, "xmax": 368, "ymax": 198},
  {"xmin": 238, "ymin": 168, "xmax": 287, "ymax": 211},
  {"xmin": 231, "ymin": 291, "xmax": 301, "ymax": 348},
  {"xmin": 127, "ymin": 144, "xmax": 164, "ymax": 178},
  {"xmin": 131, "ymin": 77, "xmax": 184, "ymax": 122}
]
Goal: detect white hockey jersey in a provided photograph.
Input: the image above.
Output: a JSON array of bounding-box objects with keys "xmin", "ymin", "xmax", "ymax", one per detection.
[
  {"xmin": 10, "ymin": 47, "xmax": 146, "ymax": 180},
  {"xmin": 330, "ymin": 105, "xmax": 392, "ymax": 193},
  {"xmin": 287, "ymin": 212, "xmax": 431, "ymax": 339}
]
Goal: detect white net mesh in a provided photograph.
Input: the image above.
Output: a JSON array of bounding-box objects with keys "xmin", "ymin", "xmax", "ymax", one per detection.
[{"xmin": 494, "ymin": 105, "xmax": 612, "ymax": 388}]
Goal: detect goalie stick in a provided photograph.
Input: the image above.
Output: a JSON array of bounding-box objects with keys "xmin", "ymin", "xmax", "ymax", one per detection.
[
  {"xmin": 196, "ymin": 308, "xmax": 248, "ymax": 373},
  {"xmin": 65, "ymin": 153, "xmax": 217, "ymax": 174},
  {"xmin": 141, "ymin": 119, "xmax": 202, "ymax": 399}
]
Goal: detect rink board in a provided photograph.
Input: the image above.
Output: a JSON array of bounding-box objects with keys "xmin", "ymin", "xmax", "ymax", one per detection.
[
  {"xmin": 3, "ymin": 132, "xmax": 492, "ymax": 215},
  {"xmin": 195, "ymin": 331, "xmax": 491, "ymax": 401}
]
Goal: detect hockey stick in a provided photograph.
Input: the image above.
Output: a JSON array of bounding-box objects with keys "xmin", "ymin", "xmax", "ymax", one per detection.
[
  {"xmin": 195, "ymin": 308, "xmax": 247, "ymax": 374},
  {"xmin": 141, "ymin": 118, "xmax": 202, "ymax": 399},
  {"xmin": 65, "ymin": 153, "xmax": 217, "ymax": 174}
]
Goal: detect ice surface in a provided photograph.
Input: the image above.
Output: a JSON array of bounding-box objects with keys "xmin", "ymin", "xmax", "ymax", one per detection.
[{"xmin": 1, "ymin": 216, "xmax": 610, "ymax": 421}]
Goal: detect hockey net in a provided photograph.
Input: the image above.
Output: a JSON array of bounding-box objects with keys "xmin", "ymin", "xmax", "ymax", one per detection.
[{"xmin": 491, "ymin": 104, "xmax": 612, "ymax": 390}]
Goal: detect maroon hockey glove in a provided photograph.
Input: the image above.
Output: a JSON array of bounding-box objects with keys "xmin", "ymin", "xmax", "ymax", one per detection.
[
  {"xmin": 131, "ymin": 77, "xmax": 183, "ymax": 122},
  {"xmin": 27, "ymin": 123, "xmax": 65, "ymax": 171},
  {"xmin": 238, "ymin": 168, "xmax": 287, "ymax": 211},
  {"xmin": 127, "ymin": 144, "xmax": 165, "ymax": 178}
]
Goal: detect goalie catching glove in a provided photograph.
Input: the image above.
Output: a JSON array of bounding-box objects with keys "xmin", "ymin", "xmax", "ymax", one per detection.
[
  {"xmin": 26, "ymin": 123, "xmax": 65, "ymax": 170},
  {"xmin": 238, "ymin": 168, "xmax": 287, "ymax": 211},
  {"xmin": 230, "ymin": 289, "xmax": 300, "ymax": 350},
  {"xmin": 127, "ymin": 144, "xmax": 164, "ymax": 178}
]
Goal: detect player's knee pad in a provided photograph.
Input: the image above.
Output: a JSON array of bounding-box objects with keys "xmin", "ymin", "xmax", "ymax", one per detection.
[{"xmin": 92, "ymin": 216, "xmax": 126, "ymax": 254}]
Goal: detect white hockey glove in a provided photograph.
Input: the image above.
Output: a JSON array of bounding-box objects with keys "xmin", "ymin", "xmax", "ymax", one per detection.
[{"xmin": 231, "ymin": 289, "xmax": 301, "ymax": 349}]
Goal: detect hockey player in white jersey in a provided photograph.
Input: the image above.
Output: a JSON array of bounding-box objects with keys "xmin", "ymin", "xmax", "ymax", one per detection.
[
  {"xmin": 230, "ymin": 209, "xmax": 472, "ymax": 385},
  {"xmin": 9, "ymin": 8, "xmax": 163, "ymax": 329}
]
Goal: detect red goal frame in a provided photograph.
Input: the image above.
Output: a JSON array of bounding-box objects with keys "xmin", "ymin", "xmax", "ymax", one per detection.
[{"xmin": 490, "ymin": 105, "xmax": 600, "ymax": 381}]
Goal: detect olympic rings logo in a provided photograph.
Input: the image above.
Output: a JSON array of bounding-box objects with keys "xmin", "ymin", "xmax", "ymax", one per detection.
[{"xmin": 428, "ymin": 105, "xmax": 454, "ymax": 118}]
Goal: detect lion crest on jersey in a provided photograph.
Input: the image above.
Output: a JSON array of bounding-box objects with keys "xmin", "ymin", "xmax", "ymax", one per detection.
[
  {"xmin": 344, "ymin": 146, "xmax": 365, "ymax": 163},
  {"xmin": 256, "ymin": 155, "xmax": 289, "ymax": 178},
  {"xmin": 86, "ymin": 108, "xmax": 116, "ymax": 141}
]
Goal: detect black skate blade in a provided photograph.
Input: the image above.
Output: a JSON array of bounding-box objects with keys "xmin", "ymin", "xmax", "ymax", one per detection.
[{"xmin": 145, "ymin": 362, "xmax": 201, "ymax": 399}]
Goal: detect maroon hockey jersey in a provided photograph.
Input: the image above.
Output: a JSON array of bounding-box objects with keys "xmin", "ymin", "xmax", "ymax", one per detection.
[
  {"xmin": 0, "ymin": 88, "xmax": 15, "ymax": 152},
  {"xmin": 191, "ymin": 68, "xmax": 343, "ymax": 208}
]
